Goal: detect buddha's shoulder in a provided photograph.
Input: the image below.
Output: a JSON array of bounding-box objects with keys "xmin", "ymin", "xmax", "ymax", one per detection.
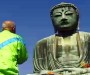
[
  {"xmin": 79, "ymin": 31, "xmax": 90, "ymax": 36},
  {"xmin": 37, "ymin": 34, "xmax": 55, "ymax": 44}
]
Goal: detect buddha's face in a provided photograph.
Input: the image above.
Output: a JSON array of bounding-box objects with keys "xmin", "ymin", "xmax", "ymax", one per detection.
[{"xmin": 51, "ymin": 7, "xmax": 78, "ymax": 31}]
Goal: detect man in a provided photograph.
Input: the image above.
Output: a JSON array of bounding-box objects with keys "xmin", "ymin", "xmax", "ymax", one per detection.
[
  {"xmin": 0, "ymin": 20, "xmax": 28, "ymax": 75},
  {"xmin": 33, "ymin": 2, "xmax": 90, "ymax": 75}
]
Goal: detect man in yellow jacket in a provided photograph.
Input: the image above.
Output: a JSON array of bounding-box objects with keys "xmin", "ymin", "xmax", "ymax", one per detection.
[{"xmin": 0, "ymin": 20, "xmax": 28, "ymax": 75}]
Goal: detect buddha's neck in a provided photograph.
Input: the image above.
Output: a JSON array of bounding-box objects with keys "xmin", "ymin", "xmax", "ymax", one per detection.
[{"xmin": 55, "ymin": 30, "xmax": 77, "ymax": 37}]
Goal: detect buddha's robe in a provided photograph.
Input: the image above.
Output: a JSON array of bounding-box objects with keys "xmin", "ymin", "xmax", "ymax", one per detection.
[{"xmin": 33, "ymin": 31, "xmax": 90, "ymax": 75}]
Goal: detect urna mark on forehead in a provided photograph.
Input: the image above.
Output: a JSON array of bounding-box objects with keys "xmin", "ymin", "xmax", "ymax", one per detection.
[{"xmin": 53, "ymin": 7, "xmax": 76, "ymax": 14}]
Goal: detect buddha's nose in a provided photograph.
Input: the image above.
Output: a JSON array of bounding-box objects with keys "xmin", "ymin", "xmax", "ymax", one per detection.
[{"xmin": 61, "ymin": 14, "xmax": 67, "ymax": 21}]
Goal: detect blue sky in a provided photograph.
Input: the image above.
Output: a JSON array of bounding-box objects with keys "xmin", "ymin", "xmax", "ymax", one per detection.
[{"xmin": 0, "ymin": 0, "xmax": 90, "ymax": 75}]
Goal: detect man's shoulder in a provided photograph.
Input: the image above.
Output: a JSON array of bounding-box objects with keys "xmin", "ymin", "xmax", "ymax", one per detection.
[
  {"xmin": 13, "ymin": 33, "xmax": 22, "ymax": 38},
  {"xmin": 1, "ymin": 30, "xmax": 22, "ymax": 38}
]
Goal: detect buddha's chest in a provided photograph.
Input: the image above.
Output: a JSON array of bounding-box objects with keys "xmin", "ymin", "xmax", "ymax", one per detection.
[
  {"xmin": 56, "ymin": 43, "xmax": 80, "ymax": 62},
  {"xmin": 54, "ymin": 36, "xmax": 86, "ymax": 65}
]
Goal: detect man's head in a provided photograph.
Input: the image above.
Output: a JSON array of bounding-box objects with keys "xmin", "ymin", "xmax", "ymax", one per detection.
[
  {"xmin": 2, "ymin": 20, "xmax": 16, "ymax": 33},
  {"xmin": 50, "ymin": 2, "xmax": 79, "ymax": 33}
]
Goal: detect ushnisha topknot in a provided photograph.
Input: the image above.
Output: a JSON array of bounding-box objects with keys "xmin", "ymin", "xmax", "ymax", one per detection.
[{"xmin": 50, "ymin": 2, "xmax": 79, "ymax": 16}]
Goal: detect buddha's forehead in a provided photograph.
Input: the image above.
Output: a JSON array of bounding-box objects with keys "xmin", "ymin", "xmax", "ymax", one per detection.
[{"xmin": 53, "ymin": 7, "xmax": 75, "ymax": 13}]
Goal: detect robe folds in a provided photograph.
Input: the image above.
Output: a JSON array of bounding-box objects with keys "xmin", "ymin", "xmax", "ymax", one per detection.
[{"xmin": 33, "ymin": 31, "xmax": 90, "ymax": 74}]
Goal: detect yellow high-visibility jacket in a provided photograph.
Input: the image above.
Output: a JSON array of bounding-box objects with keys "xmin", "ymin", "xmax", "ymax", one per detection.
[{"xmin": 0, "ymin": 30, "xmax": 28, "ymax": 75}]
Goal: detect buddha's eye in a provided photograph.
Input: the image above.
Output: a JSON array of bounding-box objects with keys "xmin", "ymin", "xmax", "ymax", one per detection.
[
  {"xmin": 53, "ymin": 12, "xmax": 62, "ymax": 17},
  {"xmin": 65, "ymin": 12, "xmax": 73, "ymax": 16},
  {"xmin": 54, "ymin": 14, "xmax": 61, "ymax": 17}
]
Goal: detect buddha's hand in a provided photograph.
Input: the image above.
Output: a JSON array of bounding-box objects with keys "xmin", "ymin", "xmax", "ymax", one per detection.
[
  {"xmin": 40, "ymin": 70, "xmax": 55, "ymax": 75},
  {"xmin": 53, "ymin": 68, "xmax": 90, "ymax": 74}
]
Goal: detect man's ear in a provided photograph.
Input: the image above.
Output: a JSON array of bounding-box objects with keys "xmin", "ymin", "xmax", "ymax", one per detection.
[{"xmin": 12, "ymin": 27, "xmax": 16, "ymax": 33}]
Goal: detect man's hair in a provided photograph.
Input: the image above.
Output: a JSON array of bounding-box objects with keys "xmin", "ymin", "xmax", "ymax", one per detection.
[
  {"xmin": 2, "ymin": 20, "xmax": 16, "ymax": 33},
  {"xmin": 50, "ymin": 2, "xmax": 79, "ymax": 17},
  {"xmin": 2, "ymin": 20, "xmax": 15, "ymax": 28}
]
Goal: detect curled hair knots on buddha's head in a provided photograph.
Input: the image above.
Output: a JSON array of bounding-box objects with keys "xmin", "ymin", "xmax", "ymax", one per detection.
[{"xmin": 50, "ymin": 2, "xmax": 79, "ymax": 17}]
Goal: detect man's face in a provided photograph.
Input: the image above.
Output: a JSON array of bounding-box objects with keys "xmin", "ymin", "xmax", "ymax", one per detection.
[{"xmin": 51, "ymin": 7, "xmax": 78, "ymax": 31}]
